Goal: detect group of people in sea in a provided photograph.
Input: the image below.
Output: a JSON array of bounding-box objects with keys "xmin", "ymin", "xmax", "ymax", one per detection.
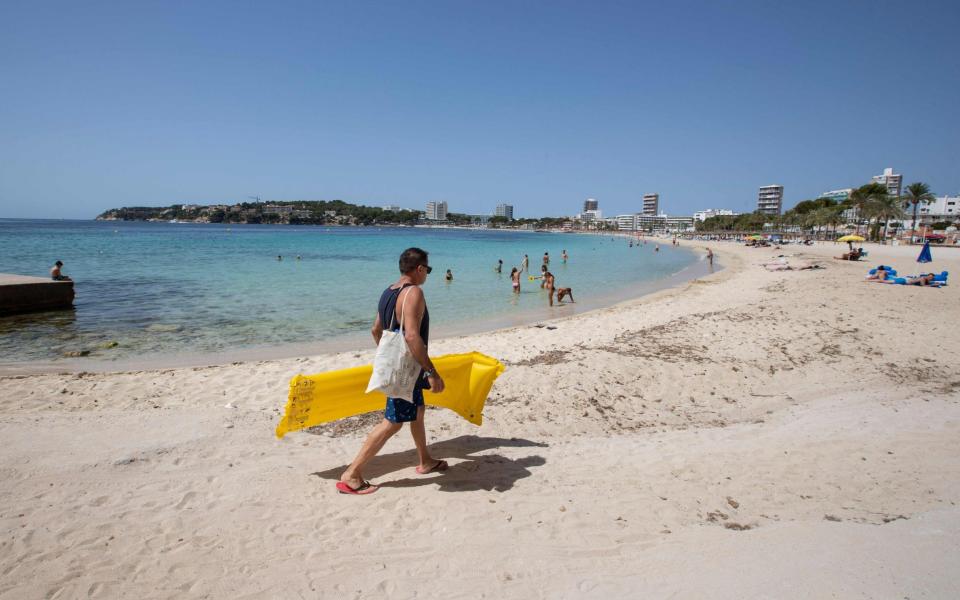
[{"xmin": 501, "ymin": 249, "xmax": 574, "ymax": 306}]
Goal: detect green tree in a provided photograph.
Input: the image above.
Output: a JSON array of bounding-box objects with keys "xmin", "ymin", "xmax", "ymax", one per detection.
[
  {"xmin": 868, "ymin": 194, "xmax": 906, "ymax": 240},
  {"xmin": 902, "ymin": 182, "xmax": 936, "ymax": 242},
  {"xmin": 849, "ymin": 183, "xmax": 889, "ymax": 238}
]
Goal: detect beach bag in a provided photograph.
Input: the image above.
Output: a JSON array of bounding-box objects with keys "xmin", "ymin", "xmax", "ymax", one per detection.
[{"xmin": 366, "ymin": 287, "xmax": 421, "ymax": 400}]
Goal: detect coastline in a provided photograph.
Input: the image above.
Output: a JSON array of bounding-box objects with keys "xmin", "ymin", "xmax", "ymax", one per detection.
[
  {"xmin": 1, "ymin": 240, "xmax": 958, "ymax": 598},
  {"xmin": 0, "ymin": 241, "xmax": 711, "ymax": 375}
]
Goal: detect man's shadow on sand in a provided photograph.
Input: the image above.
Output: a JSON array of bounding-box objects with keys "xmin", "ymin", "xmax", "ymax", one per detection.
[{"xmin": 310, "ymin": 435, "xmax": 547, "ymax": 493}]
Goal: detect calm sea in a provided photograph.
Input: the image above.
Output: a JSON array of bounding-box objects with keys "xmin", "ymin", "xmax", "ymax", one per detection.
[{"xmin": 0, "ymin": 219, "xmax": 707, "ymax": 368}]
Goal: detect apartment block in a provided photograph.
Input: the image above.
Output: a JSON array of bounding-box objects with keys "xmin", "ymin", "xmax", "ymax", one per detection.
[{"xmin": 757, "ymin": 185, "xmax": 784, "ymax": 216}]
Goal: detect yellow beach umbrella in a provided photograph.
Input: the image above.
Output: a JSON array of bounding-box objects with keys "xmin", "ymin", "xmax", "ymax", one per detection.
[{"xmin": 837, "ymin": 235, "xmax": 865, "ymax": 242}]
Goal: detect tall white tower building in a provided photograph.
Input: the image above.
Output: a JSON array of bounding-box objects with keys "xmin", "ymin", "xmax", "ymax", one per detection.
[
  {"xmin": 757, "ymin": 185, "xmax": 784, "ymax": 216},
  {"xmin": 642, "ymin": 193, "xmax": 659, "ymax": 216},
  {"xmin": 872, "ymin": 167, "xmax": 903, "ymax": 198},
  {"xmin": 425, "ymin": 201, "xmax": 448, "ymax": 221},
  {"xmin": 495, "ymin": 204, "xmax": 514, "ymax": 219}
]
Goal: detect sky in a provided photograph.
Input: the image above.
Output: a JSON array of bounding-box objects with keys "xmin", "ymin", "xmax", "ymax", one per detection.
[{"xmin": 1, "ymin": 0, "xmax": 958, "ymax": 220}]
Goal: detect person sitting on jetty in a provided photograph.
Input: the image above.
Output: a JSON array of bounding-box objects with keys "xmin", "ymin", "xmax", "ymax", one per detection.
[{"xmin": 50, "ymin": 260, "xmax": 71, "ymax": 281}]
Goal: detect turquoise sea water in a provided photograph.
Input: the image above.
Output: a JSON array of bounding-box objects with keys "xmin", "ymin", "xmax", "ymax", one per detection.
[{"xmin": 0, "ymin": 220, "xmax": 706, "ymax": 367}]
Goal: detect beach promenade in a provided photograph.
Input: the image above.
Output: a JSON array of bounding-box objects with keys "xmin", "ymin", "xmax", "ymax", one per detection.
[{"xmin": 1, "ymin": 241, "xmax": 958, "ymax": 598}]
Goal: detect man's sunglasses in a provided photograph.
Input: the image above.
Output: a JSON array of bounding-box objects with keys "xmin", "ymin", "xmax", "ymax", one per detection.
[{"xmin": 420, "ymin": 264, "xmax": 433, "ymax": 274}]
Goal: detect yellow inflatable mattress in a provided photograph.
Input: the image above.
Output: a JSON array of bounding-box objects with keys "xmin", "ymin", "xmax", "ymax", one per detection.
[{"xmin": 275, "ymin": 351, "xmax": 505, "ymax": 438}]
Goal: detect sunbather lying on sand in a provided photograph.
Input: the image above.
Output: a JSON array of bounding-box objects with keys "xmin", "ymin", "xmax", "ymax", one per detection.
[
  {"xmin": 906, "ymin": 273, "xmax": 937, "ymax": 286},
  {"xmin": 834, "ymin": 248, "xmax": 863, "ymax": 261},
  {"xmin": 763, "ymin": 260, "xmax": 824, "ymax": 272},
  {"xmin": 866, "ymin": 266, "xmax": 890, "ymax": 281}
]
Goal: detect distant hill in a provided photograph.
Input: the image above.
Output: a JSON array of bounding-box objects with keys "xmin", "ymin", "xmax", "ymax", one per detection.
[{"xmin": 96, "ymin": 200, "xmax": 423, "ymax": 226}]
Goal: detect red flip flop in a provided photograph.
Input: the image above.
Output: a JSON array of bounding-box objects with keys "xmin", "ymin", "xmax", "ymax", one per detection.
[
  {"xmin": 336, "ymin": 480, "xmax": 379, "ymax": 495},
  {"xmin": 416, "ymin": 459, "xmax": 448, "ymax": 475}
]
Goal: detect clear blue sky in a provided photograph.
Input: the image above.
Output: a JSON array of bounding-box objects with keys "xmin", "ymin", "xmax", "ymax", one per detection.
[{"xmin": 2, "ymin": 0, "xmax": 958, "ymax": 219}]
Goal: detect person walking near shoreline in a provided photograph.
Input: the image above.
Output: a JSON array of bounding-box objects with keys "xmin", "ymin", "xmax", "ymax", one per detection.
[
  {"xmin": 706, "ymin": 247, "xmax": 714, "ymax": 266},
  {"xmin": 338, "ymin": 247, "xmax": 447, "ymax": 495}
]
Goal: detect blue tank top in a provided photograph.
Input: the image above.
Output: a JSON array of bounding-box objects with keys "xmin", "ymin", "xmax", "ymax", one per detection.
[{"xmin": 378, "ymin": 283, "xmax": 429, "ymax": 346}]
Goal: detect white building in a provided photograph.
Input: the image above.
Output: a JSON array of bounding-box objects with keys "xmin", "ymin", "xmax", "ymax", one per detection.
[
  {"xmin": 578, "ymin": 209, "xmax": 602, "ymax": 222},
  {"xmin": 617, "ymin": 214, "xmax": 694, "ymax": 232},
  {"xmin": 583, "ymin": 198, "xmax": 599, "ymax": 212},
  {"xmin": 643, "ymin": 193, "xmax": 659, "ymax": 216},
  {"xmin": 382, "ymin": 205, "xmax": 401, "ymax": 212},
  {"xmin": 693, "ymin": 208, "xmax": 739, "ymax": 222},
  {"xmin": 495, "ymin": 203, "xmax": 514, "ymax": 219},
  {"xmin": 425, "ymin": 201, "xmax": 448, "ymax": 221},
  {"xmin": 904, "ymin": 194, "xmax": 960, "ymax": 228},
  {"xmin": 616, "ymin": 214, "xmax": 638, "ymax": 231},
  {"xmin": 819, "ymin": 189, "xmax": 853, "ymax": 203},
  {"xmin": 262, "ymin": 205, "xmax": 293, "ymax": 216},
  {"xmin": 757, "ymin": 185, "xmax": 784, "ymax": 216},
  {"xmin": 872, "ymin": 167, "xmax": 903, "ymax": 198}
]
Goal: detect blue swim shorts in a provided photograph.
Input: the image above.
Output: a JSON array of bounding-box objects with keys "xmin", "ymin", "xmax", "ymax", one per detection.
[{"xmin": 384, "ymin": 385, "xmax": 425, "ymax": 424}]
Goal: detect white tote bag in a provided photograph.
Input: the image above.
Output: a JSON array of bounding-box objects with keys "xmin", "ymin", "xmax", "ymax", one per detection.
[{"xmin": 366, "ymin": 287, "xmax": 421, "ymax": 400}]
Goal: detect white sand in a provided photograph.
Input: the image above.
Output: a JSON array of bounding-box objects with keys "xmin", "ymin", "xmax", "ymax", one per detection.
[{"xmin": 1, "ymin": 241, "xmax": 959, "ymax": 599}]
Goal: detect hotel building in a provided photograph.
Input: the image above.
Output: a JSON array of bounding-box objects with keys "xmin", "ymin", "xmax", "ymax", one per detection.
[
  {"xmin": 425, "ymin": 201, "xmax": 448, "ymax": 221},
  {"xmin": 757, "ymin": 185, "xmax": 784, "ymax": 216},
  {"xmin": 872, "ymin": 167, "xmax": 903, "ymax": 198},
  {"xmin": 494, "ymin": 203, "xmax": 514, "ymax": 219},
  {"xmin": 642, "ymin": 193, "xmax": 659, "ymax": 216}
]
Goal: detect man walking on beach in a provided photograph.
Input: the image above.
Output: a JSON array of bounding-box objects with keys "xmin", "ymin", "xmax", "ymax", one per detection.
[{"xmin": 338, "ymin": 247, "xmax": 447, "ymax": 495}]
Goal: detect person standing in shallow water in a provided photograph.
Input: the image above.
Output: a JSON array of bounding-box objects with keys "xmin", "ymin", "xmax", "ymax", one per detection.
[{"xmin": 338, "ymin": 247, "xmax": 447, "ymax": 496}]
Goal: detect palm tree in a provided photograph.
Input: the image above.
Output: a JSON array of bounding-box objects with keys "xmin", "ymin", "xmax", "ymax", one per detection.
[
  {"xmin": 850, "ymin": 183, "xmax": 889, "ymax": 238},
  {"xmin": 870, "ymin": 194, "xmax": 906, "ymax": 240},
  {"xmin": 902, "ymin": 182, "xmax": 936, "ymax": 243},
  {"xmin": 811, "ymin": 206, "xmax": 836, "ymax": 240}
]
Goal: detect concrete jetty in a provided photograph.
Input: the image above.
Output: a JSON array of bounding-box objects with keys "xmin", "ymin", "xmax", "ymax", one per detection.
[{"xmin": 0, "ymin": 274, "xmax": 75, "ymax": 315}]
